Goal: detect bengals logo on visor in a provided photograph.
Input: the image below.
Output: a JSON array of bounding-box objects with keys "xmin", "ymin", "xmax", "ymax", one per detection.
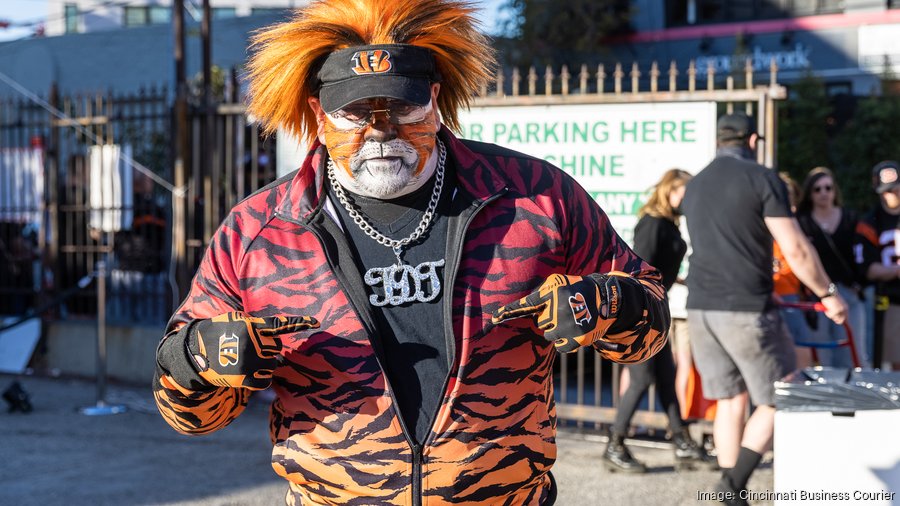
[
  {"xmin": 218, "ymin": 333, "xmax": 239, "ymax": 367},
  {"xmin": 569, "ymin": 292, "xmax": 592, "ymax": 326},
  {"xmin": 351, "ymin": 50, "xmax": 392, "ymax": 75}
]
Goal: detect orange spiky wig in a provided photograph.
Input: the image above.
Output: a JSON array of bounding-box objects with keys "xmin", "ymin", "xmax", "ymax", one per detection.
[{"xmin": 246, "ymin": 0, "xmax": 496, "ymax": 145}]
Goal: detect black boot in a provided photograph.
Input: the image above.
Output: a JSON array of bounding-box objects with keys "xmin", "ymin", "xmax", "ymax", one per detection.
[
  {"xmin": 602, "ymin": 432, "xmax": 647, "ymax": 473},
  {"xmin": 673, "ymin": 427, "xmax": 718, "ymax": 471},
  {"xmin": 2, "ymin": 381, "xmax": 32, "ymax": 413}
]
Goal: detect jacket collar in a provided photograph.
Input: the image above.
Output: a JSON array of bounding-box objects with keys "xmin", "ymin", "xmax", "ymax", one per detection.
[
  {"xmin": 276, "ymin": 127, "xmax": 507, "ymax": 224},
  {"xmin": 716, "ymin": 145, "xmax": 754, "ymax": 160}
]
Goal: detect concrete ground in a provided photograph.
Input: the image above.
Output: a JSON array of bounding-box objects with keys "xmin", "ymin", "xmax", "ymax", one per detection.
[{"xmin": 0, "ymin": 374, "xmax": 773, "ymax": 505}]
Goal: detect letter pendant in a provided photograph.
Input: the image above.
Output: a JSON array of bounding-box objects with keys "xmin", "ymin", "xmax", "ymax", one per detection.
[{"xmin": 364, "ymin": 259, "xmax": 445, "ymax": 307}]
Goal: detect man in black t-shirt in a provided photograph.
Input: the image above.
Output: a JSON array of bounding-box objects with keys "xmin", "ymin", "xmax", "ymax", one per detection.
[{"xmin": 682, "ymin": 112, "xmax": 848, "ymax": 504}]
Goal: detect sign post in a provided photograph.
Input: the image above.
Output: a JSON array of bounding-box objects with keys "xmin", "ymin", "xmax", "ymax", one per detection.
[{"xmin": 80, "ymin": 259, "xmax": 126, "ymax": 416}]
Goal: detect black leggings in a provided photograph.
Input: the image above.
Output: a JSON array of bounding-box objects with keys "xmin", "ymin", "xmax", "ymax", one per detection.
[{"xmin": 612, "ymin": 340, "xmax": 685, "ymax": 434}]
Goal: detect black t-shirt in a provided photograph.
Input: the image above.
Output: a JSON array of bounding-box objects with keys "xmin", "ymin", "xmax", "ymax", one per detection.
[
  {"xmin": 327, "ymin": 167, "xmax": 454, "ymax": 445},
  {"xmin": 796, "ymin": 210, "xmax": 866, "ymax": 287},
  {"xmin": 632, "ymin": 214, "xmax": 686, "ymax": 291},
  {"xmin": 681, "ymin": 148, "xmax": 792, "ymax": 311},
  {"xmin": 865, "ymin": 205, "xmax": 900, "ymax": 302}
]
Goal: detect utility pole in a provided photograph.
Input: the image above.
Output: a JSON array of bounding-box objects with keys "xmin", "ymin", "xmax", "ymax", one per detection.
[
  {"xmin": 202, "ymin": 0, "xmax": 211, "ymax": 107},
  {"xmin": 201, "ymin": 0, "xmax": 215, "ymax": 245},
  {"xmin": 172, "ymin": 0, "xmax": 189, "ymax": 299}
]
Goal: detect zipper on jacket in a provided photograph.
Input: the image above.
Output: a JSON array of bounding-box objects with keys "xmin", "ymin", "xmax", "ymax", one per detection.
[
  {"xmin": 412, "ymin": 444, "xmax": 423, "ymax": 506},
  {"xmin": 419, "ymin": 187, "xmax": 508, "ymax": 465},
  {"xmin": 275, "ymin": 211, "xmax": 424, "ymax": 503}
]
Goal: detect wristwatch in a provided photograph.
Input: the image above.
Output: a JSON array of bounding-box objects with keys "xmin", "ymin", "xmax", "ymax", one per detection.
[{"xmin": 818, "ymin": 282, "xmax": 837, "ymax": 299}]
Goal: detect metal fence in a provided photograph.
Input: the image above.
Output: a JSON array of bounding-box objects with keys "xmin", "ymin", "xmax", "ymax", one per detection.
[
  {"xmin": 184, "ymin": 101, "xmax": 278, "ymax": 270},
  {"xmin": 52, "ymin": 87, "xmax": 173, "ymax": 322},
  {"xmin": 0, "ymin": 84, "xmax": 274, "ymax": 325},
  {"xmin": 477, "ymin": 57, "xmax": 786, "ymax": 167}
]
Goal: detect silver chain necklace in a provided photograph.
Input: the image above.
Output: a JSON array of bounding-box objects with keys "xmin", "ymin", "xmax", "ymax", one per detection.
[{"xmin": 327, "ymin": 139, "xmax": 447, "ymax": 307}]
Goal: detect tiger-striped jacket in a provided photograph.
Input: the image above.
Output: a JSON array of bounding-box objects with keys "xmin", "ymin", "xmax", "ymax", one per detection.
[{"xmin": 154, "ymin": 128, "xmax": 669, "ymax": 505}]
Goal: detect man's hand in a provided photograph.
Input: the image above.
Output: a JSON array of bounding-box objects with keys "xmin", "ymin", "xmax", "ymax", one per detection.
[
  {"xmin": 189, "ymin": 312, "xmax": 319, "ymax": 390},
  {"xmin": 492, "ymin": 274, "xmax": 625, "ymax": 353},
  {"xmin": 820, "ymin": 293, "xmax": 848, "ymax": 326}
]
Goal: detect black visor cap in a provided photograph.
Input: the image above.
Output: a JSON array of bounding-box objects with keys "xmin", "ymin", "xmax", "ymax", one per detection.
[{"xmin": 317, "ymin": 44, "xmax": 440, "ymax": 113}]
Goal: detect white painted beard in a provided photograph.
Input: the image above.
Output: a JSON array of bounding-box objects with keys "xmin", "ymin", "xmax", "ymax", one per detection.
[{"xmin": 331, "ymin": 140, "xmax": 437, "ymax": 199}]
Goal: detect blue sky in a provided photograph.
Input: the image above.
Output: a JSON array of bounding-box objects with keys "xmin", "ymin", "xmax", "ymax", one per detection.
[
  {"xmin": 0, "ymin": 0, "xmax": 47, "ymax": 41},
  {"xmin": 0, "ymin": 1, "xmax": 508, "ymax": 42}
]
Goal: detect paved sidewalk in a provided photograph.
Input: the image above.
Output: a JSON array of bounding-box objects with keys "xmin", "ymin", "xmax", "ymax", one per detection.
[{"xmin": 0, "ymin": 374, "xmax": 773, "ymax": 505}]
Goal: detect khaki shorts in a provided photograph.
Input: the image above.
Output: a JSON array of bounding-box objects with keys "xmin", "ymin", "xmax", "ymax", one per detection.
[{"xmin": 688, "ymin": 308, "xmax": 796, "ymax": 406}]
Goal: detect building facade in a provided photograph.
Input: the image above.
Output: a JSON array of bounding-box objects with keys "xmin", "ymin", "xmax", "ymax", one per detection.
[
  {"xmin": 46, "ymin": 0, "xmax": 303, "ymax": 37},
  {"xmin": 613, "ymin": 0, "xmax": 900, "ymax": 95}
]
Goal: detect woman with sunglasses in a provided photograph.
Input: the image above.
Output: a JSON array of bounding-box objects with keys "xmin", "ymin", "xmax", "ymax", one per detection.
[{"xmin": 795, "ymin": 167, "xmax": 871, "ymax": 367}]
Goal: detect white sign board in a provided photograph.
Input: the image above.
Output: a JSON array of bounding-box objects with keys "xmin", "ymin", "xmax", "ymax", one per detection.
[
  {"xmin": 775, "ymin": 410, "xmax": 900, "ymax": 505},
  {"xmin": 858, "ymin": 24, "xmax": 900, "ymax": 74},
  {"xmin": 458, "ymin": 102, "xmax": 717, "ymax": 318},
  {"xmin": 457, "ymin": 102, "xmax": 717, "ymax": 242}
]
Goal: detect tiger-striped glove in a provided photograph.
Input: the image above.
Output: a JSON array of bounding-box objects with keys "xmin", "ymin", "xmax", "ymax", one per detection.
[
  {"xmin": 492, "ymin": 274, "xmax": 625, "ymax": 353},
  {"xmin": 186, "ymin": 312, "xmax": 319, "ymax": 390}
]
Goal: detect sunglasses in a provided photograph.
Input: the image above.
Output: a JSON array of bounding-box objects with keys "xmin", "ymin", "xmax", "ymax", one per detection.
[
  {"xmin": 327, "ymin": 99, "xmax": 431, "ymax": 131},
  {"xmin": 813, "ymin": 185, "xmax": 833, "ymax": 194}
]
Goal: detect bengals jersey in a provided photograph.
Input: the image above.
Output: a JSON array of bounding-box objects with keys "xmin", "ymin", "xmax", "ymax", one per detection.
[
  {"xmin": 773, "ymin": 241, "xmax": 801, "ymax": 296},
  {"xmin": 864, "ymin": 205, "xmax": 900, "ymax": 302},
  {"xmin": 153, "ymin": 129, "xmax": 669, "ymax": 505}
]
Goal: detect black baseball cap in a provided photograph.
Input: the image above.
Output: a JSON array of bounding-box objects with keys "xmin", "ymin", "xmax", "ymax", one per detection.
[
  {"xmin": 716, "ymin": 112, "xmax": 757, "ymax": 142},
  {"xmin": 316, "ymin": 44, "xmax": 441, "ymax": 113},
  {"xmin": 873, "ymin": 160, "xmax": 900, "ymax": 193}
]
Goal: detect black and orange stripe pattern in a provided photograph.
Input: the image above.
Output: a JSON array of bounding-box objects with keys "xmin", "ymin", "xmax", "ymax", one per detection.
[{"xmin": 154, "ymin": 129, "xmax": 668, "ymax": 504}]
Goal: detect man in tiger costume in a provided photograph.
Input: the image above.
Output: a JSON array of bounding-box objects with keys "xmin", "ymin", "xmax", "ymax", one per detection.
[{"xmin": 153, "ymin": 1, "xmax": 670, "ymax": 504}]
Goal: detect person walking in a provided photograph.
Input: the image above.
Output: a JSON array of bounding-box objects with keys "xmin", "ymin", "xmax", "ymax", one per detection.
[
  {"xmin": 151, "ymin": 1, "xmax": 671, "ymax": 504},
  {"xmin": 795, "ymin": 167, "xmax": 871, "ymax": 367},
  {"xmin": 681, "ymin": 112, "xmax": 848, "ymax": 505},
  {"xmin": 603, "ymin": 169, "xmax": 709, "ymax": 473}
]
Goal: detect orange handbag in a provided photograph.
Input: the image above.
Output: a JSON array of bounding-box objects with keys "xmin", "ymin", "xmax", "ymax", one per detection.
[{"xmin": 682, "ymin": 363, "xmax": 716, "ymax": 421}]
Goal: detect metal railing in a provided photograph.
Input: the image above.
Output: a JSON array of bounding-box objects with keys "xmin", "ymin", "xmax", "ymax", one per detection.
[
  {"xmin": 0, "ymin": 84, "xmax": 268, "ymax": 324},
  {"xmin": 474, "ymin": 57, "xmax": 786, "ymax": 168}
]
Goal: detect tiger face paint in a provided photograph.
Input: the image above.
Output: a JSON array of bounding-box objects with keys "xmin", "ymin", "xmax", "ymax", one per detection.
[{"xmin": 309, "ymin": 84, "xmax": 441, "ymax": 199}]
